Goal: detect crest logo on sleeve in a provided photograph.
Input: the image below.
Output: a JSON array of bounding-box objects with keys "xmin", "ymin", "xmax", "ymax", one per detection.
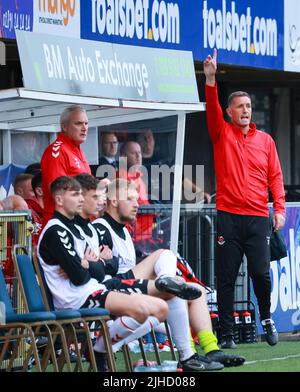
[
  {"xmin": 51, "ymin": 140, "xmax": 62, "ymax": 158},
  {"xmin": 218, "ymin": 235, "xmax": 225, "ymax": 245}
]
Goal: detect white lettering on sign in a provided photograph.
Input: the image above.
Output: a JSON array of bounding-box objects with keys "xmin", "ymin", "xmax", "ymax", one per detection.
[
  {"xmin": 91, "ymin": 0, "xmax": 180, "ymax": 44},
  {"xmin": 42, "ymin": 43, "xmax": 149, "ymax": 96},
  {"xmin": 43, "ymin": 44, "xmax": 66, "ymax": 79},
  {"xmin": 2, "ymin": 10, "xmax": 31, "ymax": 33},
  {"xmin": 95, "ymin": 50, "xmax": 148, "ymax": 96},
  {"xmin": 202, "ymin": 0, "xmax": 277, "ymax": 56},
  {"xmin": 67, "ymin": 47, "xmax": 96, "ymax": 82}
]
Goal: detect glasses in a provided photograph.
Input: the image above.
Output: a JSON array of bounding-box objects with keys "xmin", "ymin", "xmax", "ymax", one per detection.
[{"xmin": 103, "ymin": 141, "xmax": 118, "ymax": 145}]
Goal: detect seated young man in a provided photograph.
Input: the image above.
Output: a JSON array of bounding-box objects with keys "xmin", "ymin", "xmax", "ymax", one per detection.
[
  {"xmin": 73, "ymin": 173, "xmax": 203, "ymax": 303},
  {"xmin": 73, "ymin": 174, "xmax": 118, "ymax": 283},
  {"xmin": 74, "ymin": 173, "xmax": 202, "ymax": 299},
  {"xmin": 74, "ymin": 174, "xmax": 215, "ymax": 364},
  {"xmin": 37, "ymin": 176, "xmax": 168, "ymax": 371},
  {"xmin": 76, "ymin": 175, "xmax": 221, "ymax": 372},
  {"xmin": 92, "ymin": 178, "xmax": 245, "ymax": 370}
]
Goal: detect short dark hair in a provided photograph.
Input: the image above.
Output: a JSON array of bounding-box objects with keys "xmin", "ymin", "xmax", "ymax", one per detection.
[
  {"xmin": 24, "ymin": 162, "xmax": 41, "ymax": 175},
  {"xmin": 227, "ymin": 91, "xmax": 251, "ymax": 107},
  {"xmin": 50, "ymin": 176, "xmax": 81, "ymax": 198},
  {"xmin": 14, "ymin": 173, "xmax": 34, "ymax": 188},
  {"xmin": 75, "ymin": 173, "xmax": 99, "ymax": 192},
  {"xmin": 31, "ymin": 172, "xmax": 42, "ymax": 194}
]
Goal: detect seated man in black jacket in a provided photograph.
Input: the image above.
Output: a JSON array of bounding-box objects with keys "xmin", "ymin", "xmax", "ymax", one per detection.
[
  {"xmin": 74, "ymin": 173, "xmax": 202, "ymax": 303},
  {"xmin": 74, "ymin": 174, "xmax": 118, "ymax": 282},
  {"xmin": 37, "ymin": 176, "xmax": 168, "ymax": 370}
]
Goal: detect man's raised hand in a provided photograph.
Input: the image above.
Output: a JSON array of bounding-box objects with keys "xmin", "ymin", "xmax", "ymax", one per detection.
[{"xmin": 204, "ymin": 48, "xmax": 217, "ymax": 85}]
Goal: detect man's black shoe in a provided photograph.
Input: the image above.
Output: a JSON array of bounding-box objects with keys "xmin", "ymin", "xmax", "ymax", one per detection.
[
  {"xmin": 155, "ymin": 276, "xmax": 202, "ymax": 300},
  {"xmin": 261, "ymin": 319, "xmax": 278, "ymax": 346},
  {"xmin": 69, "ymin": 350, "xmax": 87, "ymax": 363},
  {"xmin": 26, "ymin": 336, "xmax": 49, "ymax": 349},
  {"xmin": 179, "ymin": 353, "xmax": 224, "ymax": 371},
  {"xmin": 36, "ymin": 336, "xmax": 49, "ymax": 348},
  {"xmin": 220, "ymin": 335, "xmax": 237, "ymax": 349},
  {"xmin": 206, "ymin": 350, "xmax": 245, "ymax": 367},
  {"xmin": 94, "ymin": 350, "xmax": 108, "ymax": 372}
]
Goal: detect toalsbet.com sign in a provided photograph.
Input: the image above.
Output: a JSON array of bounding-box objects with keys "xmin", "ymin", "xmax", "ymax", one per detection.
[
  {"xmin": 196, "ymin": 0, "xmax": 284, "ymax": 70},
  {"xmin": 16, "ymin": 30, "xmax": 198, "ymax": 103}
]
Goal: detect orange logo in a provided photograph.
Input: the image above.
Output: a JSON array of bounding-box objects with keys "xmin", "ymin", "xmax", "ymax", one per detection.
[{"xmin": 38, "ymin": 0, "xmax": 76, "ymax": 26}]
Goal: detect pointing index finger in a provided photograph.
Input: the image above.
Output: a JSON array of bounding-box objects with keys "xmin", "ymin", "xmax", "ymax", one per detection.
[{"xmin": 213, "ymin": 48, "xmax": 217, "ymax": 61}]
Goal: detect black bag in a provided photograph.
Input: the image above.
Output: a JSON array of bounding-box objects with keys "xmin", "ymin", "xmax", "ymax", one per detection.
[{"xmin": 270, "ymin": 228, "xmax": 287, "ymax": 261}]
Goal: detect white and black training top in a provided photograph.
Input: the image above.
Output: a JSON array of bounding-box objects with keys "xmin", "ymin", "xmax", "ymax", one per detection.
[
  {"xmin": 37, "ymin": 212, "xmax": 105, "ymax": 310},
  {"xmin": 74, "ymin": 215, "xmax": 118, "ymax": 281},
  {"xmin": 93, "ymin": 213, "xmax": 136, "ymax": 274}
]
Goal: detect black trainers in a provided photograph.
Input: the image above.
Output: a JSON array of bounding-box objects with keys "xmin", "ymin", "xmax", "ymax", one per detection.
[
  {"xmin": 180, "ymin": 353, "xmax": 224, "ymax": 371},
  {"xmin": 220, "ymin": 336, "xmax": 237, "ymax": 349},
  {"xmin": 155, "ymin": 276, "xmax": 202, "ymax": 300},
  {"xmin": 261, "ymin": 319, "xmax": 278, "ymax": 346},
  {"xmin": 94, "ymin": 351, "xmax": 108, "ymax": 372},
  {"xmin": 36, "ymin": 336, "xmax": 49, "ymax": 348},
  {"xmin": 69, "ymin": 349, "xmax": 87, "ymax": 363},
  {"xmin": 26, "ymin": 336, "xmax": 48, "ymax": 348},
  {"xmin": 206, "ymin": 349, "xmax": 245, "ymax": 367}
]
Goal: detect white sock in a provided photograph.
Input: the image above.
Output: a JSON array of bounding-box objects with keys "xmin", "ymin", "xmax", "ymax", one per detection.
[
  {"xmin": 167, "ymin": 297, "xmax": 193, "ymax": 361},
  {"xmin": 154, "ymin": 250, "xmax": 177, "ymax": 277},
  {"xmin": 154, "ymin": 322, "xmax": 167, "ymax": 335},
  {"xmin": 112, "ymin": 316, "xmax": 160, "ymax": 353},
  {"xmin": 93, "ymin": 316, "xmax": 141, "ymax": 353}
]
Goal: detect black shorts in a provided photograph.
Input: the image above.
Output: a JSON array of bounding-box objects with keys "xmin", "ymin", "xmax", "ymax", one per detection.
[
  {"xmin": 103, "ymin": 276, "xmax": 149, "ymax": 294},
  {"xmin": 81, "ymin": 288, "xmax": 110, "ymax": 309}
]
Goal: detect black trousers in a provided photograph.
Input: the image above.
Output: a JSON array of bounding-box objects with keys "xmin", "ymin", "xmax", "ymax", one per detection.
[{"xmin": 216, "ymin": 211, "xmax": 271, "ymax": 337}]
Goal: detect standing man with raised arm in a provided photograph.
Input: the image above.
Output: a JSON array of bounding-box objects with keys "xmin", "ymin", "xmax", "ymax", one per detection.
[{"xmin": 204, "ymin": 49, "xmax": 285, "ymax": 348}]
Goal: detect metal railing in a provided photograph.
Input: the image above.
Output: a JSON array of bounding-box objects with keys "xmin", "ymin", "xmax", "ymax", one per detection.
[
  {"xmin": 0, "ymin": 210, "xmax": 33, "ymax": 370},
  {"xmin": 136, "ymin": 204, "xmax": 248, "ymax": 304}
]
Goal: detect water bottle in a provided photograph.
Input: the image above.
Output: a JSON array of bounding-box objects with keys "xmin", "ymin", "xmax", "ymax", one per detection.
[
  {"xmin": 233, "ymin": 311, "xmax": 242, "ymax": 344},
  {"xmin": 133, "ymin": 359, "xmax": 156, "ymax": 368},
  {"xmin": 241, "ymin": 311, "xmax": 252, "ymax": 343},
  {"xmin": 161, "ymin": 360, "xmax": 179, "ymax": 372},
  {"xmin": 133, "ymin": 359, "xmax": 162, "ymax": 372},
  {"xmin": 133, "ymin": 365, "xmax": 149, "ymax": 372}
]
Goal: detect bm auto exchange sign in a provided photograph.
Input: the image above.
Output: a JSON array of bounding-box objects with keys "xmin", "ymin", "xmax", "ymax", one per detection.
[{"xmin": 16, "ymin": 30, "xmax": 199, "ymax": 104}]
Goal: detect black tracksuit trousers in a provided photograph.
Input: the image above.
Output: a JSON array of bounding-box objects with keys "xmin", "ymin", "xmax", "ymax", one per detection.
[{"xmin": 216, "ymin": 211, "xmax": 272, "ymax": 337}]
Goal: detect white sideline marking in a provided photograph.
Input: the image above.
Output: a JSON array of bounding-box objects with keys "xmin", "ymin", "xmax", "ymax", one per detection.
[{"xmin": 245, "ymin": 354, "xmax": 300, "ymax": 365}]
